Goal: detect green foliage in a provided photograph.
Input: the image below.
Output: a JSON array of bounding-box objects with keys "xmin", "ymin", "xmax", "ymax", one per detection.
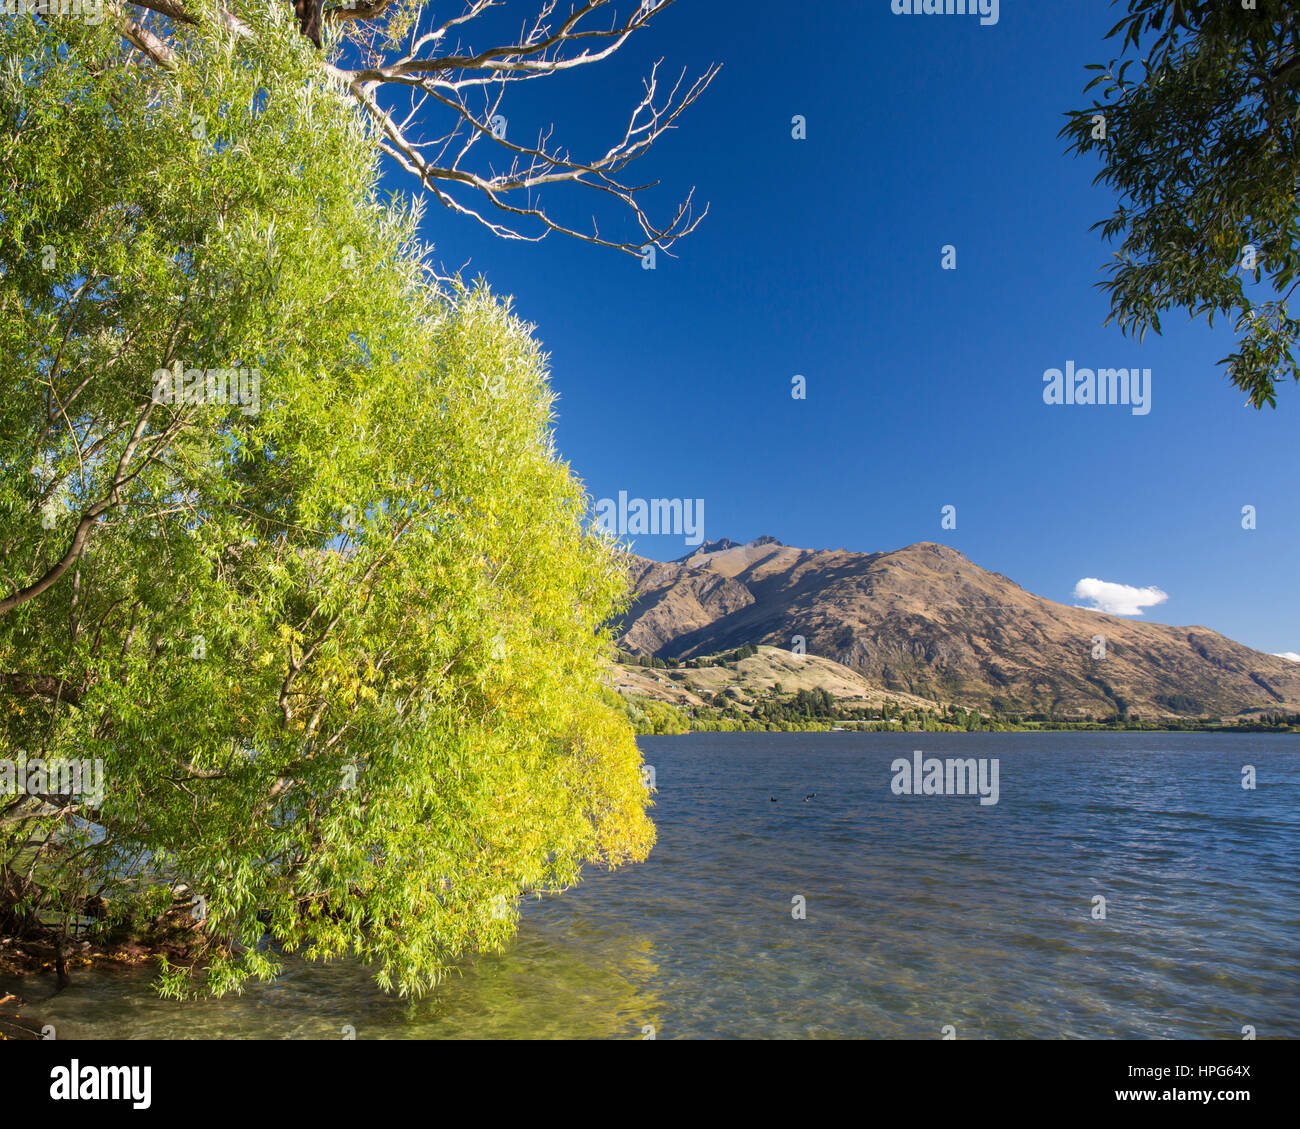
[
  {"xmin": 0, "ymin": 16, "xmax": 651, "ymax": 997},
  {"xmin": 1155, "ymin": 693, "xmax": 1204, "ymax": 715},
  {"xmin": 1062, "ymin": 0, "xmax": 1300, "ymax": 406},
  {"xmin": 678, "ymin": 644, "xmax": 757, "ymax": 669},
  {"xmin": 606, "ymin": 691, "xmax": 689, "ymax": 736}
]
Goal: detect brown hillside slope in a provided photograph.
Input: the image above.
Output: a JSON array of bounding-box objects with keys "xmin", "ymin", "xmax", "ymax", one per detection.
[{"xmin": 617, "ymin": 539, "xmax": 1300, "ymax": 719}]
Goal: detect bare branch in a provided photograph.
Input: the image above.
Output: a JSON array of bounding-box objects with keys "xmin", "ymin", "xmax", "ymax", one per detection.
[
  {"xmin": 0, "ymin": 673, "xmax": 85, "ymax": 707},
  {"xmin": 111, "ymin": 2, "xmax": 177, "ymax": 66},
  {"xmin": 118, "ymin": 0, "xmax": 716, "ymax": 254}
]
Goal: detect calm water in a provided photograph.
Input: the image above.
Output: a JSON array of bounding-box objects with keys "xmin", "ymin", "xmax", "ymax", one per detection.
[{"xmin": 33, "ymin": 732, "xmax": 1300, "ymax": 1039}]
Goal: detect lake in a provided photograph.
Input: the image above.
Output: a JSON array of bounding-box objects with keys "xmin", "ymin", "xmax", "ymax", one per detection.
[{"xmin": 32, "ymin": 732, "xmax": 1300, "ymax": 1039}]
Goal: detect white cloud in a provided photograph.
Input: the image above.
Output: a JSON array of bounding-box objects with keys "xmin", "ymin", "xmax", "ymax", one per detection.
[
  {"xmin": 1073, "ymin": 577, "xmax": 1169, "ymax": 617},
  {"xmin": 1273, "ymin": 652, "xmax": 1300, "ymax": 663}
]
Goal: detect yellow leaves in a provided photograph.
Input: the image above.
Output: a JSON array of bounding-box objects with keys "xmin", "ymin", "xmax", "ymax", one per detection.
[{"xmin": 0, "ymin": 18, "xmax": 654, "ymax": 1000}]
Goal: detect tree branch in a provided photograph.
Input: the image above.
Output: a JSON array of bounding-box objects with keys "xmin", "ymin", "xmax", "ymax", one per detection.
[
  {"xmin": 117, "ymin": 0, "xmax": 716, "ymax": 255},
  {"xmin": 0, "ymin": 673, "xmax": 84, "ymax": 707}
]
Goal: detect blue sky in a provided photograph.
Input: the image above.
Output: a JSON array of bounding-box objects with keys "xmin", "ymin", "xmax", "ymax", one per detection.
[{"xmin": 387, "ymin": 1, "xmax": 1299, "ymax": 658}]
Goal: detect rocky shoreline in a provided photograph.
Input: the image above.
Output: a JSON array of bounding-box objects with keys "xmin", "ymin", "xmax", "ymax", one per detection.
[
  {"xmin": 0, "ymin": 989, "xmax": 43, "ymax": 1040},
  {"xmin": 0, "ymin": 914, "xmax": 207, "ymax": 1039}
]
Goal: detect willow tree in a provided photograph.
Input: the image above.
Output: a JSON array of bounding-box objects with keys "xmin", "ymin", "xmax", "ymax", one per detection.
[
  {"xmin": 1062, "ymin": 0, "xmax": 1300, "ymax": 407},
  {"xmin": 0, "ymin": 14, "xmax": 651, "ymax": 997}
]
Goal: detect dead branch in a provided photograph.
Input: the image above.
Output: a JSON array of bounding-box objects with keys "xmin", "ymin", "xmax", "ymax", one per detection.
[{"xmin": 117, "ymin": 0, "xmax": 717, "ymax": 254}]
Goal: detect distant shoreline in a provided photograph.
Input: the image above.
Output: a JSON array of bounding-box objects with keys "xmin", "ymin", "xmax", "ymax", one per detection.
[
  {"xmin": 625, "ymin": 716, "xmax": 1300, "ymax": 736},
  {"xmin": 609, "ymin": 648, "xmax": 1300, "ymax": 737}
]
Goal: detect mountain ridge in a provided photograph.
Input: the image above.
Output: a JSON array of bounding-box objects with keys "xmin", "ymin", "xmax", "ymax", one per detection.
[{"xmin": 615, "ymin": 538, "xmax": 1300, "ymax": 719}]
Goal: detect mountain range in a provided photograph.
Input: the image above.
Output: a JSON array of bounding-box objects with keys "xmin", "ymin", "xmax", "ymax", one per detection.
[{"xmin": 615, "ymin": 538, "xmax": 1300, "ymax": 719}]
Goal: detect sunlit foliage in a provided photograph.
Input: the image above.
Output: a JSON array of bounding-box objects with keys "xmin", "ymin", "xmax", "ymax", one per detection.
[{"xmin": 0, "ymin": 14, "xmax": 651, "ymax": 997}]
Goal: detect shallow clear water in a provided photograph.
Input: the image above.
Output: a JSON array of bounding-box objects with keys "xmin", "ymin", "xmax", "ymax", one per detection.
[{"xmin": 36, "ymin": 732, "xmax": 1300, "ymax": 1039}]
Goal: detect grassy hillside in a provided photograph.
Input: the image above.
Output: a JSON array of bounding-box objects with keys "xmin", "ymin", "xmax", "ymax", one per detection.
[{"xmin": 607, "ymin": 645, "xmax": 1300, "ymax": 735}]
